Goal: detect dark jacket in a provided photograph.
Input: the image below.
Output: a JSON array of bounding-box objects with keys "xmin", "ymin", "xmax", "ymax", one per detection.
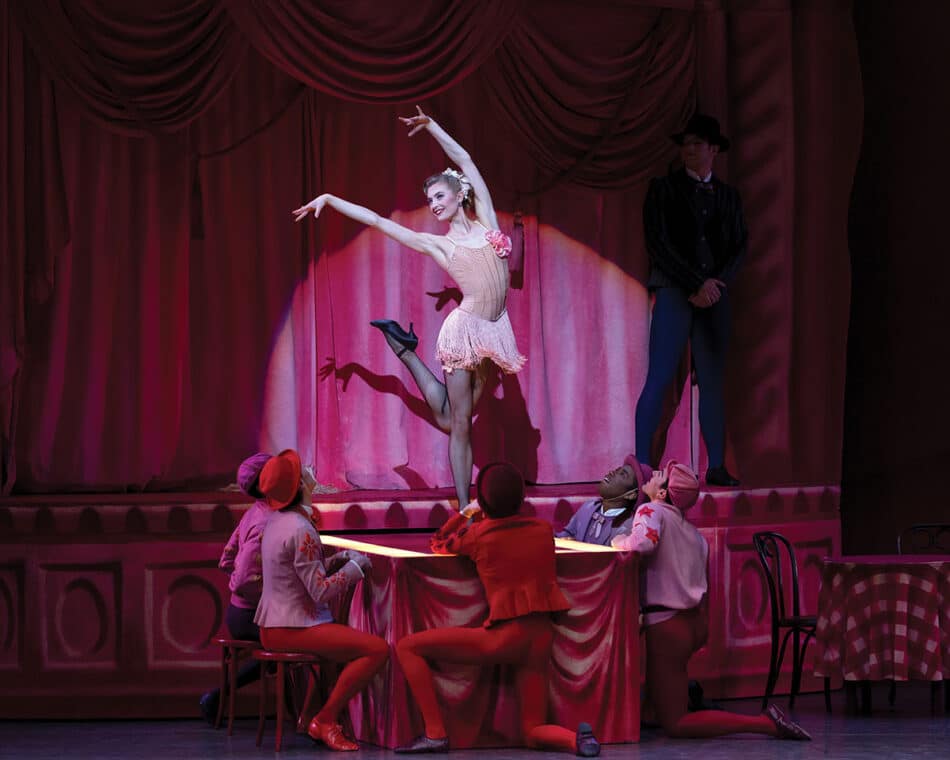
[{"xmin": 643, "ymin": 168, "xmax": 747, "ymax": 293}]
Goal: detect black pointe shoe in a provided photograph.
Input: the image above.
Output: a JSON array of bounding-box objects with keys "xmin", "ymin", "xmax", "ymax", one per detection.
[
  {"xmin": 705, "ymin": 466, "xmax": 740, "ymax": 488},
  {"xmin": 370, "ymin": 319, "xmax": 419, "ymax": 356}
]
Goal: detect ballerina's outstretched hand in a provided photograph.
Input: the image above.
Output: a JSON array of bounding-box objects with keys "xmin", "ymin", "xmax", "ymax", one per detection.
[
  {"xmin": 292, "ymin": 194, "xmax": 329, "ymax": 222},
  {"xmin": 398, "ymin": 105, "xmax": 431, "ymax": 137}
]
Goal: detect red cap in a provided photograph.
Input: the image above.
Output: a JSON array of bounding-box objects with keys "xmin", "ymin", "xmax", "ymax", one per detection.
[{"xmin": 258, "ymin": 450, "xmax": 302, "ymax": 511}]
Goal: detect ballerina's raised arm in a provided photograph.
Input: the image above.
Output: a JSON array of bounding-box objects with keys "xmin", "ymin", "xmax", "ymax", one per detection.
[
  {"xmin": 292, "ymin": 184, "xmax": 452, "ymax": 270},
  {"xmin": 399, "ymin": 106, "xmax": 498, "ymax": 231}
]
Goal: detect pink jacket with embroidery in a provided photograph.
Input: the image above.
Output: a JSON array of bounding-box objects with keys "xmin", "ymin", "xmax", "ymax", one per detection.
[
  {"xmin": 611, "ymin": 500, "xmax": 708, "ymax": 626},
  {"xmin": 218, "ymin": 500, "xmax": 270, "ymax": 609},
  {"xmin": 254, "ymin": 508, "xmax": 362, "ymax": 629}
]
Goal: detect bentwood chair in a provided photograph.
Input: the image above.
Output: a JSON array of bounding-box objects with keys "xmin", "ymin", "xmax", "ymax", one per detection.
[
  {"xmin": 253, "ymin": 649, "xmax": 322, "ymax": 751},
  {"xmin": 897, "ymin": 523, "xmax": 950, "ymax": 554},
  {"xmin": 211, "ymin": 637, "xmax": 260, "ymax": 734},
  {"xmin": 752, "ymin": 531, "xmax": 831, "ymax": 712}
]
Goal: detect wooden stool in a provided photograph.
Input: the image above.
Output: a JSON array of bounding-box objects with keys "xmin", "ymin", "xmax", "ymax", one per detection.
[
  {"xmin": 253, "ymin": 649, "xmax": 322, "ymax": 751},
  {"xmin": 211, "ymin": 637, "xmax": 260, "ymax": 734}
]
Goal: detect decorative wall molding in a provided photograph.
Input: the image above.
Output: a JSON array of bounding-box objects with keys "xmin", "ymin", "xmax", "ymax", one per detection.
[{"xmin": 0, "ymin": 485, "xmax": 840, "ymax": 537}]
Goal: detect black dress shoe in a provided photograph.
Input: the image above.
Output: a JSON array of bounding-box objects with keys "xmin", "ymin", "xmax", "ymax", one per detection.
[
  {"xmin": 766, "ymin": 703, "xmax": 812, "ymax": 740},
  {"xmin": 198, "ymin": 691, "xmax": 218, "ymax": 725},
  {"xmin": 394, "ymin": 735, "xmax": 449, "ymax": 753},
  {"xmin": 370, "ymin": 319, "xmax": 419, "ymax": 355},
  {"xmin": 575, "ymin": 722, "xmax": 600, "ymax": 757},
  {"xmin": 705, "ymin": 466, "xmax": 739, "ymax": 487}
]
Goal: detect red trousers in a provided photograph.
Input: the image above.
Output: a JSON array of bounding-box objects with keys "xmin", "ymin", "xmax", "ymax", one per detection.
[
  {"xmin": 395, "ymin": 613, "xmax": 576, "ymax": 752},
  {"xmin": 262, "ymin": 623, "xmax": 388, "ymax": 726},
  {"xmin": 645, "ymin": 608, "xmax": 777, "ymax": 738}
]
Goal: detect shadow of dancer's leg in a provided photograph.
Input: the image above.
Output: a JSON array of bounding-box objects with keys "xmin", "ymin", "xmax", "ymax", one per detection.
[{"xmin": 319, "ymin": 359, "xmax": 435, "ymax": 428}]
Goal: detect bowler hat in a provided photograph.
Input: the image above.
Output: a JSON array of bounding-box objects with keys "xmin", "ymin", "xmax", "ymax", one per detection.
[{"xmin": 672, "ymin": 114, "xmax": 730, "ymax": 152}]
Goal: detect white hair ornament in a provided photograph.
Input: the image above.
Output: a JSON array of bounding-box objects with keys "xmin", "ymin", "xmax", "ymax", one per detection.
[{"xmin": 442, "ymin": 167, "xmax": 473, "ymax": 203}]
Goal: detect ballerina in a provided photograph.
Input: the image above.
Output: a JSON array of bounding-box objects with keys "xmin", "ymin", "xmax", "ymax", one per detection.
[{"xmin": 293, "ymin": 106, "xmax": 525, "ymax": 509}]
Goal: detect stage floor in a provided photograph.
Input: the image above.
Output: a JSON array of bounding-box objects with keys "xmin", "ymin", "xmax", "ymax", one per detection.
[{"xmin": 2, "ymin": 687, "xmax": 947, "ymax": 760}]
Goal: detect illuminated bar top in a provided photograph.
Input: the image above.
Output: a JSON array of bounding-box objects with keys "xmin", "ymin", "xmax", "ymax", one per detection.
[{"xmin": 321, "ymin": 532, "xmax": 622, "ymax": 557}]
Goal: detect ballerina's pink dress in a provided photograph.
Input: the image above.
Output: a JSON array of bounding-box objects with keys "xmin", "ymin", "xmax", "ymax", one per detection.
[{"xmin": 435, "ymin": 223, "xmax": 526, "ymax": 374}]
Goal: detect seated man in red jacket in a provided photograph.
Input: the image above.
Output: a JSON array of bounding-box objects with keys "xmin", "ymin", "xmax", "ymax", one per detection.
[{"xmin": 395, "ymin": 462, "xmax": 599, "ymax": 756}]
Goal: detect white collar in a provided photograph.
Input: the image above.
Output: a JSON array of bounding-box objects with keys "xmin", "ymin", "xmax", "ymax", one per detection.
[
  {"xmin": 597, "ymin": 499, "xmax": 628, "ymax": 518},
  {"xmin": 685, "ymin": 168, "xmax": 713, "ymax": 183}
]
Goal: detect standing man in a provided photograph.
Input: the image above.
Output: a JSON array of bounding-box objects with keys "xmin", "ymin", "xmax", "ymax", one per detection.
[{"xmin": 635, "ymin": 114, "xmax": 746, "ymax": 487}]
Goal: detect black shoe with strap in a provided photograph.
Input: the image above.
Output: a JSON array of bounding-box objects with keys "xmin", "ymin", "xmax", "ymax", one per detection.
[{"xmin": 370, "ymin": 319, "xmax": 419, "ymax": 357}]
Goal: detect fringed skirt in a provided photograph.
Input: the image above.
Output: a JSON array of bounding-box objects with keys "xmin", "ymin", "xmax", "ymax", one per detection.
[{"xmin": 436, "ymin": 307, "xmax": 526, "ymax": 374}]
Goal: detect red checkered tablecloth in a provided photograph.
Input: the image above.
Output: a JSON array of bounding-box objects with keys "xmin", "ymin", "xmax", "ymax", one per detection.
[{"xmin": 813, "ymin": 555, "xmax": 950, "ymax": 681}]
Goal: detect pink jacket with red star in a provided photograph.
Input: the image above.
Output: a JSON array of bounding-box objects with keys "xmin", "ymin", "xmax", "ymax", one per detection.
[
  {"xmin": 611, "ymin": 500, "xmax": 708, "ymax": 627},
  {"xmin": 254, "ymin": 508, "xmax": 362, "ymax": 629}
]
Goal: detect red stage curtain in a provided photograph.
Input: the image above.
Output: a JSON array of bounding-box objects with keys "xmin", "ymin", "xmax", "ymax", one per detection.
[
  {"xmin": 1, "ymin": 3, "xmax": 69, "ymax": 492},
  {"xmin": 487, "ymin": 3, "xmax": 694, "ymax": 191},
  {"xmin": 1, "ymin": 1, "xmax": 859, "ymax": 494},
  {"xmin": 10, "ymin": 0, "xmax": 246, "ymax": 134},
  {"xmin": 1, "ymin": 2, "xmax": 28, "ymax": 492},
  {"xmin": 222, "ymin": 0, "xmax": 522, "ymax": 104}
]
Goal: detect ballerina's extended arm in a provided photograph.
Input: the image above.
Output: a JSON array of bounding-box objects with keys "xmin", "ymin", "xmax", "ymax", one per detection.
[
  {"xmin": 292, "ymin": 193, "xmax": 449, "ymax": 269},
  {"xmin": 399, "ymin": 106, "xmax": 498, "ymax": 231}
]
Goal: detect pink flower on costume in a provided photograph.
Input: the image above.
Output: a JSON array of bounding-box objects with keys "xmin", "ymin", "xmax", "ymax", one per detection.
[
  {"xmin": 300, "ymin": 533, "xmax": 318, "ymax": 561},
  {"xmin": 486, "ymin": 229, "xmax": 512, "ymax": 258}
]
